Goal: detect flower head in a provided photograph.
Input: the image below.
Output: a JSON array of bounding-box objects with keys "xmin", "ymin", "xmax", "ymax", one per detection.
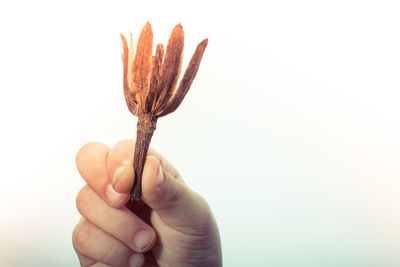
[
  {"xmin": 120, "ymin": 22, "xmax": 208, "ymax": 200},
  {"xmin": 120, "ymin": 21, "xmax": 208, "ymax": 118}
]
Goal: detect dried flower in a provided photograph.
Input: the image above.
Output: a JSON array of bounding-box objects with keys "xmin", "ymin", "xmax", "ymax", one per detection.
[{"xmin": 120, "ymin": 21, "xmax": 208, "ymax": 200}]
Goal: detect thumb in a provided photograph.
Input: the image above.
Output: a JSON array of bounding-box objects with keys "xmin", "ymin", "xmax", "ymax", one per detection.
[{"xmin": 141, "ymin": 156, "xmax": 210, "ymax": 229}]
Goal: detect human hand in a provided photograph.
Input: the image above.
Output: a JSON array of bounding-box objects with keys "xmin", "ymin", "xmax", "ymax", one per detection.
[{"xmin": 72, "ymin": 140, "xmax": 222, "ymax": 267}]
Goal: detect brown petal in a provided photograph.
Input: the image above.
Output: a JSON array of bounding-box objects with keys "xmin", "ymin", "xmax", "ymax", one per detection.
[
  {"xmin": 127, "ymin": 33, "xmax": 135, "ymax": 95},
  {"xmin": 154, "ymin": 24, "xmax": 184, "ymax": 113},
  {"xmin": 132, "ymin": 21, "xmax": 153, "ymax": 112},
  {"xmin": 158, "ymin": 38, "xmax": 208, "ymax": 117},
  {"xmin": 121, "ymin": 33, "xmax": 140, "ymax": 116},
  {"xmin": 147, "ymin": 44, "xmax": 164, "ymax": 112}
]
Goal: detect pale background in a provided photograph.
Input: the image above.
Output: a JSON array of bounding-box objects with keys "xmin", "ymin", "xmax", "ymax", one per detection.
[{"xmin": 1, "ymin": 0, "xmax": 399, "ymax": 266}]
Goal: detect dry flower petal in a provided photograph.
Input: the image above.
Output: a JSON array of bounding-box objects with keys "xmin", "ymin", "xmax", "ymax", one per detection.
[
  {"xmin": 120, "ymin": 33, "xmax": 140, "ymax": 116},
  {"xmin": 132, "ymin": 21, "xmax": 153, "ymax": 111},
  {"xmin": 148, "ymin": 44, "xmax": 164, "ymax": 112},
  {"xmin": 127, "ymin": 33, "xmax": 135, "ymax": 97},
  {"xmin": 159, "ymin": 38, "xmax": 208, "ymax": 117},
  {"xmin": 154, "ymin": 24, "xmax": 184, "ymax": 112}
]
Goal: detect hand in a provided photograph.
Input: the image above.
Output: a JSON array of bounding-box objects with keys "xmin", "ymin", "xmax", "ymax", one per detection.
[{"xmin": 72, "ymin": 140, "xmax": 222, "ymax": 267}]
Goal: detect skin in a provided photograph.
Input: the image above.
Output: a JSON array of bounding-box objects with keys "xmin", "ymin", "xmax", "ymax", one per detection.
[{"xmin": 72, "ymin": 140, "xmax": 222, "ymax": 267}]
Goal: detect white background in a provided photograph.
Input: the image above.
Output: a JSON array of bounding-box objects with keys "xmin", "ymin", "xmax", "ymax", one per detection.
[{"xmin": 1, "ymin": 0, "xmax": 400, "ymax": 266}]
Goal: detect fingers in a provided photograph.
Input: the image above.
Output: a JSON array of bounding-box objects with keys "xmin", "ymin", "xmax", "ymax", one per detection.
[
  {"xmin": 76, "ymin": 142, "xmax": 130, "ymax": 207},
  {"xmin": 141, "ymin": 156, "xmax": 212, "ymax": 231},
  {"xmin": 106, "ymin": 139, "xmax": 183, "ymax": 194},
  {"xmin": 76, "ymin": 185, "xmax": 156, "ymax": 253},
  {"xmin": 72, "ymin": 218, "xmax": 145, "ymax": 267}
]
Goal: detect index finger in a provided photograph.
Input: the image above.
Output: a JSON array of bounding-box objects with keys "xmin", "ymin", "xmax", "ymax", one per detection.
[
  {"xmin": 106, "ymin": 139, "xmax": 183, "ymax": 194},
  {"xmin": 76, "ymin": 141, "xmax": 130, "ymax": 207}
]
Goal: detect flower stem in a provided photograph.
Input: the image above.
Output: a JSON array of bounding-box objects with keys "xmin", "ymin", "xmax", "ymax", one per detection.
[{"xmin": 131, "ymin": 115, "xmax": 157, "ymax": 200}]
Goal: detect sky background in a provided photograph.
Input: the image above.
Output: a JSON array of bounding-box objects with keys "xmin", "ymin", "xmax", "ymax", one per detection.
[{"xmin": 1, "ymin": 0, "xmax": 400, "ymax": 266}]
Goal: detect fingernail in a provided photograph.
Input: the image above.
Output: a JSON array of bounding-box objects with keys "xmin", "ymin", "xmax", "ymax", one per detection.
[
  {"xmin": 129, "ymin": 253, "xmax": 144, "ymax": 267},
  {"xmin": 112, "ymin": 166, "xmax": 125, "ymax": 187},
  {"xmin": 156, "ymin": 165, "xmax": 165, "ymax": 186},
  {"xmin": 134, "ymin": 230, "xmax": 154, "ymax": 251},
  {"xmin": 105, "ymin": 184, "xmax": 124, "ymax": 205}
]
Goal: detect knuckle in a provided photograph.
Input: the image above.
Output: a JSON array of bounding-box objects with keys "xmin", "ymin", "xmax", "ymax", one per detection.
[
  {"xmin": 72, "ymin": 219, "xmax": 92, "ymax": 253},
  {"xmin": 76, "ymin": 185, "xmax": 91, "ymax": 214},
  {"xmin": 158, "ymin": 179, "xmax": 186, "ymax": 211},
  {"xmin": 169, "ymin": 180, "xmax": 184, "ymax": 204},
  {"xmin": 76, "ymin": 142, "xmax": 105, "ymax": 177},
  {"xmin": 76, "ymin": 142, "xmax": 98, "ymax": 162}
]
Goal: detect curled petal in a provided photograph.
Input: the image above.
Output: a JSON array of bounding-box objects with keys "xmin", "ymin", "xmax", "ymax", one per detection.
[
  {"xmin": 154, "ymin": 24, "xmax": 184, "ymax": 113},
  {"xmin": 158, "ymin": 38, "xmax": 208, "ymax": 117},
  {"xmin": 121, "ymin": 33, "xmax": 140, "ymax": 116},
  {"xmin": 120, "ymin": 33, "xmax": 129, "ymax": 81}
]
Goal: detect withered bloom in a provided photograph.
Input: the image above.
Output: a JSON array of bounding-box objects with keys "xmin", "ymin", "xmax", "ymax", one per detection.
[{"xmin": 120, "ymin": 22, "xmax": 208, "ymax": 200}]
